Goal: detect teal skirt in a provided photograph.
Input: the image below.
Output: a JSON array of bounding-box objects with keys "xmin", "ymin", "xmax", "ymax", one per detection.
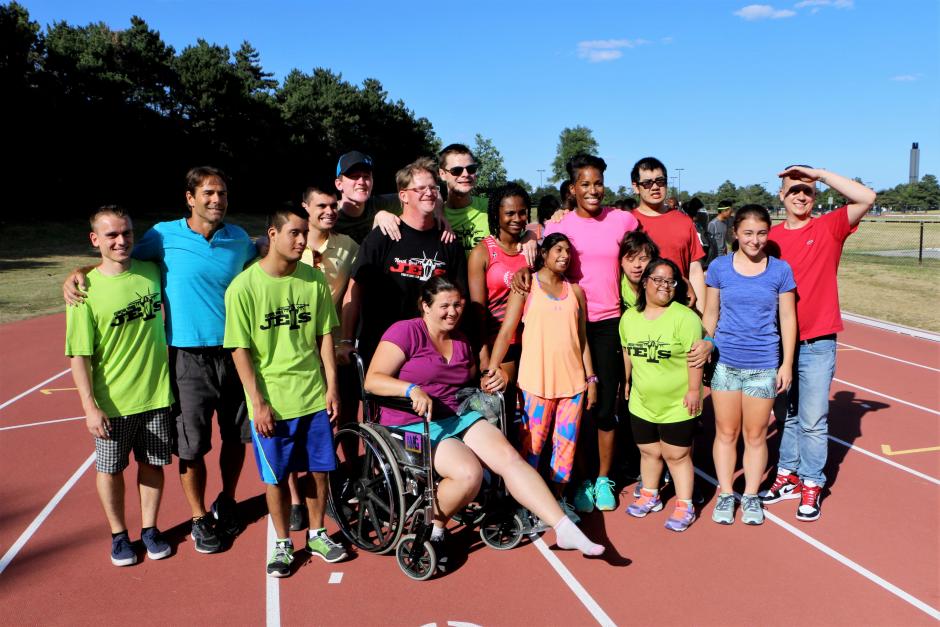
[{"xmin": 396, "ymin": 411, "xmax": 484, "ymax": 446}]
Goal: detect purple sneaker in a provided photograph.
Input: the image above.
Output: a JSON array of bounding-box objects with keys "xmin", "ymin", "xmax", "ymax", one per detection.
[
  {"xmin": 626, "ymin": 489, "xmax": 663, "ymax": 518},
  {"xmin": 664, "ymin": 501, "xmax": 696, "ymax": 532}
]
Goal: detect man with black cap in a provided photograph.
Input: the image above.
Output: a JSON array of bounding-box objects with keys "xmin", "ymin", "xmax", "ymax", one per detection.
[{"xmin": 333, "ymin": 151, "xmax": 400, "ymax": 244}]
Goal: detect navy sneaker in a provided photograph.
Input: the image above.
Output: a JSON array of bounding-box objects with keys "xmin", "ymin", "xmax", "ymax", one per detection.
[
  {"xmin": 190, "ymin": 515, "xmax": 222, "ymax": 554},
  {"xmin": 110, "ymin": 532, "xmax": 137, "ymax": 567},
  {"xmin": 141, "ymin": 527, "xmax": 171, "ymax": 560},
  {"xmin": 210, "ymin": 492, "xmax": 241, "ymax": 538}
]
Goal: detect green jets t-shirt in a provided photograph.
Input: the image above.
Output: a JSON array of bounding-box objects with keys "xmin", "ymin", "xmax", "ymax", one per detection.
[
  {"xmin": 620, "ymin": 275, "xmax": 639, "ymax": 311},
  {"xmin": 64, "ymin": 260, "xmax": 174, "ymax": 417},
  {"xmin": 619, "ymin": 301, "xmax": 703, "ymax": 423},
  {"xmin": 444, "ymin": 195, "xmax": 490, "ymax": 255},
  {"xmin": 223, "ymin": 262, "xmax": 338, "ymax": 420}
]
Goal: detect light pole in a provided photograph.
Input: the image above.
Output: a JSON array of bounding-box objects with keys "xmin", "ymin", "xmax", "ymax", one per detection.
[
  {"xmin": 537, "ymin": 169, "xmax": 545, "ymax": 189},
  {"xmin": 674, "ymin": 168, "xmax": 684, "ymax": 199}
]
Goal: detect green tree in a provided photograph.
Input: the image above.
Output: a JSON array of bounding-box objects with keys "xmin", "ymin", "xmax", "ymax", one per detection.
[
  {"xmin": 473, "ymin": 133, "xmax": 507, "ymax": 193},
  {"xmin": 509, "ymin": 178, "xmax": 533, "ymax": 194},
  {"xmin": 550, "ymin": 126, "xmax": 599, "ymax": 182}
]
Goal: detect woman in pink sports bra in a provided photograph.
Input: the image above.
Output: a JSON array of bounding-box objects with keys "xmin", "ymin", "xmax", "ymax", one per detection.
[{"xmin": 485, "ymin": 233, "xmax": 596, "ymax": 523}]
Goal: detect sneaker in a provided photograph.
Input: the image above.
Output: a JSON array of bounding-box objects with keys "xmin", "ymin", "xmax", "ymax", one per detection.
[
  {"xmin": 210, "ymin": 492, "xmax": 241, "ymax": 538},
  {"xmin": 711, "ymin": 493, "xmax": 736, "ymax": 525},
  {"xmin": 429, "ymin": 534, "xmax": 449, "ymax": 574},
  {"xmin": 626, "ymin": 488, "xmax": 663, "ymax": 518},
  {"xmin": 663, "ymin": 469, "xmax": 672, "ymax": 485},
  {"xmin": 573, "ymin": 479, "xmax": 595, "ymax": 513},
  {"xmin": 761, "ymin": 472, "xmax": 802, "ymax": 504},
  {"xmin": 558, "ymin": 497, "xmax": 581, "ymax": 524},
  {"xmin": 594, "ymin": 477, "xmax": 617, "ymax": 511},
  {"xmin": 307, "ymin": 531, "xmax": 348, "ymax": 563},
  {"xmin": 141, "ymin": 527, "xmax": 171, "ymax": 560},
  {"xmin": 740, "ymin": 495, "xmax": 765, "ymax": 525},
  {"xmin": 190, "ymin": 515, "xmax": 222, "ymax": 554},
  {"xmin": 289, "ymin": 504, "xmax": 307, "ymax": 532},
  {"xmin": 632, "ymin": 478, "xmax": 643, "ymax": 499},
  {"xmin": 110, "ymin": 532, "xmax": 137, "ymax": 567},
  {"xmin": 266, "ymin": 540, "xmax": 294, "ymax": 578},
  {"xmin": 692, "ymin": 484, "xmax": 705, "ymax": 506},
  {"xmin": 796, "ymin": 482, "xmax": 822, "ymax": 521},
  {"xmin": 664, "ymin": 500, "xmax": 696, "ymax": 532}
]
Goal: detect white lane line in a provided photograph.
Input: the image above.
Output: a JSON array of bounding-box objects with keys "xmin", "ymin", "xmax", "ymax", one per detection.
[
  {"xmin": 0, "ymin": 416, "xmax": 84, "ymax": 431},
  {"xmin": 693, "ymin": 467, "xmax": 940, "ymax": 621},
  {"xmin": 531, "ymin": 537, "xmax": 615, "ymax": 627},
  {"xmin": 827, "ymin": 435, "xmax": 940, "ymax": 486},
  {"xmin": 266, "ymin": 517, "xmax": 280, "ymax": 627},
  {"xmin": 833, "ymin": 377, "xmax": 940, "ymax": 416},
  {"xmin": 842, "ymin": 312, "xmax": 940, "ymax": 342},
  {"xmin": 0, "ymin": 452, "xmax": 95, "ymax": 576},
  {"xmin": 328, "ymin": 572, "xmax": 343, "ymax": 584},
  {"xmin": 837, "ymin": 342, "xmax": 940, "ymax": 372},
  {"xmin": 0, "ymin": 369, "xmax": 70, "ymax": 412}
]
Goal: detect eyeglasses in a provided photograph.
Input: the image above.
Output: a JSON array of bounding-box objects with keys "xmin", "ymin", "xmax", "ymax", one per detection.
[
  {"xmin": 445, "ymin": 165, "xmax": 479, "ymax": 177},
  {"xmin": 649, "ymin": 276, "xmax": 677, "ymax": 288},
  {"xmin": 636, "ymin": 177, "xmax": 668, "ymax": 190},
  {"xmin": 405, "ymin": 185, "xmax": 441, "ymax": 196}
]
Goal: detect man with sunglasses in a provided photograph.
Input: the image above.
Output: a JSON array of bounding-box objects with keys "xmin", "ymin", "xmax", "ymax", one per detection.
[
  {"xmin": 437, "ymin": 143, "xmax": 490, "ymax": 255},
  {"xmin": 762, "ymin": 166, "xmax": 875, "ymax": 522}
]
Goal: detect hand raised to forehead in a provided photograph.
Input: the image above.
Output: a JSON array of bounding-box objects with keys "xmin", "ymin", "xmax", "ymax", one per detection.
[{"xmin": 777, "ymin": 165, "xmax": 821, "ymax": 182}]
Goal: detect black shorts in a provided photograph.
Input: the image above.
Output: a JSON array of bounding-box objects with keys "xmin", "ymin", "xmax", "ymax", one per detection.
[
  {"xmin": 630, "ymin": 414, "xmax": 696, "ymax": 448},
  {"xmin": 585, "ymin": 317, "xmax": 625, "ymax": 432},
  {"xmin": 170, "ymin": 346, "xmax": 251, "ymax": 460}
]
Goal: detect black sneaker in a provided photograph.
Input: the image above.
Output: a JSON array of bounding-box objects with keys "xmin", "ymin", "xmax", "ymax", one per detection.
[
  {"xmin": 190, "ymin": 515, "xmax": 222, "ymax": 554},
  {"xmin": 210, "ymin": 492, "xmax": 241, "ymax": 538},
  {"xmin": 141, "ymin": 527, "xmax": 171, "ymax": 560},
  {"xmin": 429, "ymin": 533, "xmax": 449, "ymax": 574},
  {"xmin": 289, "ymin": 504, "xmax": 307, "ymax": 532},
  {"xmin": 110, "ymin": 532, "xmax": 137, "ymax": 567}
]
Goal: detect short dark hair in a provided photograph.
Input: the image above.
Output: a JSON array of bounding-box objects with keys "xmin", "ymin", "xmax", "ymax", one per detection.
[
  {"xmin": 487, "ymin": 183, "xmax": 531, "ymax": 235},
  {"xmin": 267, "ymin": 204, "xmax": 310, "ymax": 231},
  {"xmin": 185, "ymin": 166, "xmax": 228, "ymax": 195},
  {"xmin": 732, "ymin": 204, "xmax": 772, "ymax": 231},
  {"xmin": 535, "ymin": 232, "xmax": 572, "ymax": 271},
  {"xmin": 565, "ymin": 153, "xmax": 607, "ymax": 181},
  {"xmin": 419, "ymin": 275, "xmax": 463, "ymax": 309},
  {"xmin": 717, "ymin": 199, "xmax": 734, "ymax": 209},
  {"xmin": 438, "ymin": 143, "xmax": 474, "ymax": 169},
  {"xmin": 89, "ymin": 205, "xmax": 130, "ymax": 229},
  {"xmin": 630, "ymin": 157, "xmax": 667, "ymax": 183},
  {"xmin": 302, "ymin": 185, "xmax": 338, "ymax": 203},
  {"xmin": 635, "ymin": 258, "xmax": 689, "ymax": 311},
  {"xmin": 618, "ymin": 230, "xmax": 660, "ymax": 262},
  {"xmin": 537, "ymin": 194, "xmax": 561, "ymax": 223},
  {"xmin": 559, "ymin": 180, "xmax": 573, "ymax": 208}
]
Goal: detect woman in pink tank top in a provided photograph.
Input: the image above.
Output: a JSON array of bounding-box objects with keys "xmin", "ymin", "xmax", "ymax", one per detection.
[{"xmin": 485, "ymin": 233, "xmax": 596, "ymax": 522}]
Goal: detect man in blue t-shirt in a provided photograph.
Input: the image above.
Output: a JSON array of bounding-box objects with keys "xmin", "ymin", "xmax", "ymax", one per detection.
[{"xmin": 65, "ymin": 166, "xmax": 258, "ymax": 554}]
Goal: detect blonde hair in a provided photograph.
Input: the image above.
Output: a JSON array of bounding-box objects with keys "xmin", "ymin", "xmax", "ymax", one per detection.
[{"xmin": 396, "ymin": 157, "xmax": 439, "ymax": 191}]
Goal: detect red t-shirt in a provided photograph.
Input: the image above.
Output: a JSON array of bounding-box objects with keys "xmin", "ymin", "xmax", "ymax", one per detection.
[
  {"xmin": 768, "ymin": 206, "xmax": 856, "ymax": 341},
  {"xmin": 632, "ymin": 209, "xmax": 705, "ymax": 278}
]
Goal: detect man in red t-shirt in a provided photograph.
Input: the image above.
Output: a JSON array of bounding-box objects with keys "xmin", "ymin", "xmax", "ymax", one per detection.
[
  {"xmin": 630, "ymin": 157, "xmax": 706, "ymax": 313},
  {"xmin": 761, "ymin": 165, "xmax": 875, "ymax": 522}
]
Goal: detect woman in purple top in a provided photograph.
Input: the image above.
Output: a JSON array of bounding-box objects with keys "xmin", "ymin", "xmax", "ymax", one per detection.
[{"xmin": 365, "ymin": 277, "xmax": 604, "ymax": 568}]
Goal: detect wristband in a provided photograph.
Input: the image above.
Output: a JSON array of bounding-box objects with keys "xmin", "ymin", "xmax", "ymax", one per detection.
[
  {"xmin": 586, "ymin": 374, "xmax": 599, "ymax": 384},
  {"xmin": 703, "ymin": 336, "xmax": 714, "ymax": 344},
  {"xmin": 337, "ymin": 339, "xmax": 354, "ymax": 345},
  {"xmin": 405, "ymin": 383, "xmax": 418, "ymax": 399}
]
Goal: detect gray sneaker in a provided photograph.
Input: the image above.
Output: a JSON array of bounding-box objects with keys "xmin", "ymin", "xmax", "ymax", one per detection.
[
  {"xmin": 307, "ymin": 532, "xmax": 348, "ymax": 563},
  {"xmin": 740, "ymin": 495, "xmax": 765, "ymax": 525},
  {"xmin": 558, "ymin": 497, "xmax": 581, "ymax": 524},
  {"xmin": 711, "ymin": 493, "xmax": 736, "ymax": 525}
]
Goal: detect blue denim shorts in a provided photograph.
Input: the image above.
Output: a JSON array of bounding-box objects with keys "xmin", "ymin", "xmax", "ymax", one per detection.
[{"xmin": 710, "ymin": 362, "xmax": 777, "ymax": 399}]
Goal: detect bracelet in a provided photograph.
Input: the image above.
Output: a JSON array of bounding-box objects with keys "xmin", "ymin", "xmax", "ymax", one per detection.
[
  {"xmin": 586, "ymin": 374, "xmax": 599, "ymax": 384},
  {"xmin": 337, "ymin": 339, "xmax": 354, "ymax": 345},
  {"xmin": 405, "ymin": 383, "xmax": 418, "ymax": 399},
  {"xmin": 703, "ymin": 336, "xmax": 714, "ymax": 343}
]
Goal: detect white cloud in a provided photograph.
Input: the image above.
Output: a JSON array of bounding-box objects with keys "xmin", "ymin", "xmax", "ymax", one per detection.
[
  {"xmin": 733, "ymin": 4, "xmax": 797, "ymax": 20},
  {"xmin": 890, "ymin": 74, "xmax": 922, "ymax": 82},
  {"xmin": 577, "ymin": 38, "xmax": 650, "ymax": 63}
]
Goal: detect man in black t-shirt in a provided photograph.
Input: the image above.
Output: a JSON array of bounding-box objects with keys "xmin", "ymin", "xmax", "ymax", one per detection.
[{"xmin": 338, "ymin": 157, "xmax": 466, "ymax": 363}]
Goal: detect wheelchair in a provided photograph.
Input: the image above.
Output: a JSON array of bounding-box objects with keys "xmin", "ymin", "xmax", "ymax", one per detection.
[{"xmin": 327, "ymin": 353, "xmax": 528, "ymax": 580}]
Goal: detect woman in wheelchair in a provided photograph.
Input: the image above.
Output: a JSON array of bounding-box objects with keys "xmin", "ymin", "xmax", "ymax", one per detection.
[{"xmin": 365, "ymin": 276, "xmax": 604, "ymax": 566}]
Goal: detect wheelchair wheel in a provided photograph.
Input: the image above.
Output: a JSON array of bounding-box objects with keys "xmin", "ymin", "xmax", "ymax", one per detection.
[
  {"xmin": 328, "ymin": 424, "xmax": 406, "ymax": 555},
  {"xmin": 479, "ymin": 512, "xmax": 524, "ymax": 550},
  {"xmin": 396, "ymin": 534, "xmax": 437, "ymax": 581}
]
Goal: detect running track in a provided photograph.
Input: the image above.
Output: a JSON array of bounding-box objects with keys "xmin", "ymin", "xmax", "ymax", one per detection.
[{"xmin": 0, "ymin": 314, "xmax": 937, "ymax": 626}]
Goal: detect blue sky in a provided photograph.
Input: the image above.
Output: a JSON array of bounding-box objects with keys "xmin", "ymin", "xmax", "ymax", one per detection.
[{"xmin": 23, "ymin": 0, "xmax": 940, "ymax": 194}]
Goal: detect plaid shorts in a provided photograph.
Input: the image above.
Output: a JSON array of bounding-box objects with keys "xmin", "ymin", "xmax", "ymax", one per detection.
[{"xmin": 95, "ymin": 407, "xmax": 173, "ymax": 474}]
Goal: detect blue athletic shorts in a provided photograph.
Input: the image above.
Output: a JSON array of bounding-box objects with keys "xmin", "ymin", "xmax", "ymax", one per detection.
[
  {"xmin": 250, "ymin": 410, "xmax": 335, "ymax": 485},
  {"xmin": 710, "ymin": 362, "xmax": 777, "ymax": 399}
]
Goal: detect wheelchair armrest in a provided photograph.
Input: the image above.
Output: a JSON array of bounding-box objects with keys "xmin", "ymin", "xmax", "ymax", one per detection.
[{"xmin": 363, "ymin": 392, "xmax": 419, "ymax": 416}]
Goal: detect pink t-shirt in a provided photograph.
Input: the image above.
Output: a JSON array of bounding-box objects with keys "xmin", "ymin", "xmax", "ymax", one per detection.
[
  {"xmin": 378, "ymin": 318, "xmax": 473, "ymax": 426},
  {"xmin": 544, "ymin": 207, "xmax": 639, "ymax": 322}
]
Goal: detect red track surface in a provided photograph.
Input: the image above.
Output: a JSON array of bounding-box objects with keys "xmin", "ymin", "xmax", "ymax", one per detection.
[{"xmin": 1, "ymin": 314, "xmax": 938, "ymax": 626}]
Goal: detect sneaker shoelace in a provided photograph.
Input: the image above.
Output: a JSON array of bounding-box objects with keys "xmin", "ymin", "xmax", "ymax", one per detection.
[
  {"xmin": 800, "ymin": 484, "xmax": 821, "ymax": 507},
  {"xmin": 273, "ymin": 542, "xmax": 292, "ymax": 562},
  {"xmin": 742, "ymin": 497, "xmax": 761, "ymax": 513},
  {"xmin": 770, "ymin": 474, "xmax": 793, "ymax": 492},
  {"xmin": 716, "ymin": 495, "xmax": 735, "ymax": 511}
]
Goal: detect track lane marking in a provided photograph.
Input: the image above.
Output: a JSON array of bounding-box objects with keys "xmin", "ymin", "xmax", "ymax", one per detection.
[
  {"xmin": 693, "ymin": 467, "xmax": 940, "ymax": 621},
  {"xmin": 828, "ymin": 435, "xmax": 940, "ymax": 485},
  {"xmin": 832, "ymin": 377, "xmax": 940, "ymax": 416},
  {"xmin": 0, "ymin": 369, "xmax": 70, "ymax": 412},
  {"xmin": 879, "ymin": 443, "xmax": 940, "ymax": 457},
  {"xmin": 837, "ymin": 342, "xmax": 940, "ymax": 372},
  {"xmin": 531, "ymin": 537, "xmax": 615, "ymax": 626},
  {"xmin": 0, "ymin": 416, "xmax": 84, "ymax": 431},
  {"xmin": 0, "ymin": 452, "xmax": 95, "ymax": 576},
  {"xmin": 266, "ymin": 516, "xmax": 280, "ymax": 627}
]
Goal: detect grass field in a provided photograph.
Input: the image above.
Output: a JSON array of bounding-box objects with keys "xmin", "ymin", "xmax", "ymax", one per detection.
[{"xmin": 2, "ymin": 213, "xmax": 938, "ymax": 332}]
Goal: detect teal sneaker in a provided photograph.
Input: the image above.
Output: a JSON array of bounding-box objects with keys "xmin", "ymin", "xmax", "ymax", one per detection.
[
  {"xmin": 711, "ymin": 493, "xmax": 736, "ymax": 525},
  {"xmin": 573, "ymin": 479, "xmax": 595, "ymax": 513},
  {"xmin": 266, "ymin": 540, "xmax": 294, "ymax": 578},
  {"xmin": 740, "ymin": 495, "xmax": 765, "ymax": 525},
  {"xmin": 558, "ymin": 497, "xmax": 581, "ymax": 524},
  {"xmin": 307, "ymin": 531, "xmax": 348, "ymax": 563},
  {"xmin": 594, "ymin": 477, "xmax": 616, "ymax": 511}
]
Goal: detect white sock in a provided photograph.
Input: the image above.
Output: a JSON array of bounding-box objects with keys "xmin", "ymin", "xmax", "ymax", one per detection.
[
  {"xmin": 430, "ymin": 525, "xmax": 445, "ymax": 541},
  {"xmin": 308, "ymin": 527, "xmax": 326, "ymax": 539},
  {"xmin": 554, "ymin": 516, "xmax": 604, "ymax": 556},
  {"xmin": 804, "ymin": 480, "xmax": 818, "ymax": 488},
  {"xmin": 778, "ymin": 468, "xmax": 792, "ymax": 476}
]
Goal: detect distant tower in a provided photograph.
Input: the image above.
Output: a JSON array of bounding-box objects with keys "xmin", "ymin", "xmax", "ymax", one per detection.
[{"xmin": 909, "ymin": 142, "xmax": 920, "ymax": 184}]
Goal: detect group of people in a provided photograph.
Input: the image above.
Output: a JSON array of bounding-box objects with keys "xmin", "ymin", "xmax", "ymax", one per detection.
[{"xmin": 63, "ymin": 143, "xmax": 876, "ymax": 578}]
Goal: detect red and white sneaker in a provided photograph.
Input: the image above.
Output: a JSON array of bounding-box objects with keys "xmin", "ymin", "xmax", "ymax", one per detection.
[
  {"xmin": 760, "ymin": 472, "xmax": 802, "ymax": 504},
  {"xmin": 796, "ymin": 482, "xmax": 822, "ymax": 521}
]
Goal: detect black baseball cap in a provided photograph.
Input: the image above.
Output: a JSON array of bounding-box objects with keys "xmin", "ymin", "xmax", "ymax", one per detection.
[{"xmin": 336, "ymin": 151, "xmax": 373, "ymax": 177}]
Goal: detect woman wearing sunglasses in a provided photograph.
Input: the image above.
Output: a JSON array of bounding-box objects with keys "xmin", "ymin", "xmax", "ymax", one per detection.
[{"xmin": 620, "ymin": 259, "xmax": 704, "ymax": 532}]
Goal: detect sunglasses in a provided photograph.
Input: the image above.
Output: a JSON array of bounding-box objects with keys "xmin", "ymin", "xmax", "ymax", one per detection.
[
  {"xmin": 445, "ymin": 164, "xmax": 479, "ymax": 176},
  {"xmin": 636, "ymin": 176, "xmax": 668, "ymax": 190},
  {"xmin": 785, "ymin": 183, "xmax": 816, "ymax": 197}
]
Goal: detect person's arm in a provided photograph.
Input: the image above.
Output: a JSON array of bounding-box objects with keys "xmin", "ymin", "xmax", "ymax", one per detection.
[
  {"xmin": 336, "ymin": 277, "xmax": 360, "ymax": 365},
  {"xmin": 365, "ymin": 339, "xmax": 433, "ymax": 418},
  {"xmin": 702, "ymin": 286, "xmax": 720, "ymax": 338},
  {"xmin": 509, "ymin": 266, "xmax": 532, "ymax": 296},
  {"xmin": 622, "ymin": 346, "xmax": 633, "ymax": 401},
  {"xmin": 684, "ymin": 358, "xmax": 705, "ymax": 416},
  {"xmin": 63, "ymin": 266, "xmax": 97, "ymax": 305},
  {"xmin": 777, "ymin": 290, "xmax": 797, "ymax": 393},
  {"xmin": 317, "ymin": 332, "xmax": 340, "ymax": 422},
  {"xmin": 518, "ymin": 230, "xmax": 539, "ymax": 268},
  {"xmin": 573, "ymin": 285, "xmax": 596, "ymax": 411},
  {"xmin": 688, "ymin": 260, "xmax": 706, "ymax": 315},
  {"xmin": 778, "ymin": 166, "xmax": 876, "ymax": 227},
  {"xmin": 482, "ymin": 290, "xmax": 525, "ymax": 393},
  {"xmin": 70, "ymin": 355, "xmax": 110, "ymax": 439},
  {"xmin": 230, "ymin": 347, "xmax": 275, "ymax": 437},
  {"xmin": 467, "ymin": 243, "xmax": 491, "ymax": 368}
]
